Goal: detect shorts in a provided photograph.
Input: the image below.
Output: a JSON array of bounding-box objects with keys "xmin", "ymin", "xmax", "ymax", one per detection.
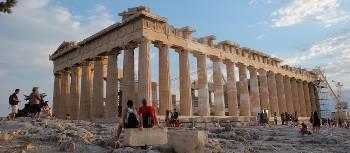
[
  {"xmin": 30, "ymin": 104, "xmax": 41, "ymax": 113},
  {"xmin": 11, "ymin": 105, "xmax": 18, "ymax": 114}
]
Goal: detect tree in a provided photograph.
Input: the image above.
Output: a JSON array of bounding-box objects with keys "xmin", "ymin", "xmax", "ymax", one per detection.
[
  {"xmin": 16, "ymin": 93, "xmax": 49, "ymax": 117},
  {"xmin": 0, "ymin": 0, "xmax": 17, "ymax": 14}
]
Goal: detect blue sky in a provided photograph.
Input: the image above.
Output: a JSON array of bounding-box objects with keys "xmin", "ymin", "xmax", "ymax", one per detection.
[{"xmin": 0, "ymin": 0, "xmax": 350, "ymax": 116}]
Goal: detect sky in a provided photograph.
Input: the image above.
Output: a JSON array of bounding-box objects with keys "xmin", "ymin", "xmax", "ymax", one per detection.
[{"xmin": 0, "ymin": 0, "xmax": 350, "ymax": 117}]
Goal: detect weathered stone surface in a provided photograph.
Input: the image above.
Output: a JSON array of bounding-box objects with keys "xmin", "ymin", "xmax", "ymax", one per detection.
[
  {"xmin": 168, "ymin": 130, "xmax": 207, "ymax": 153},
  {"xmin": 124, "ymin": 128, "xmax": 168, "ymax": 146}
]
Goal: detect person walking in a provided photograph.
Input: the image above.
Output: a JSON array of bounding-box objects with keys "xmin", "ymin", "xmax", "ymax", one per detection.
[
  {"xmin": 29, "ymin": 87, "xmax": 42, "ymax": 122},
  {"xmin": 273, "ymin": 112, "xmax": 278, "ymax": 125},
  {"xmin": 8, "ymin": 89, "xmax": 20, "ymax": 121}
]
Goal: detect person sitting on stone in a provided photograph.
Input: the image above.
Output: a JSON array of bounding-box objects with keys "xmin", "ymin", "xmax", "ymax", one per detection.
[
  {"xmin": 300, "ymin": 122, "xmax": 311, "ymax": 135},
  {"xmin": 114, "ymin": 100, "xmax": 139, "ymax": 148},
  {"xmin": 138, "ymin": 98, "xmax": 161, "ymax": 129}
]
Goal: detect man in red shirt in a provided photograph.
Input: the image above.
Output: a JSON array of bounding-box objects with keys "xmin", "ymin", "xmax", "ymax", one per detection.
[{"xmin": 138, "ymin": 99, "xmax": 161, "ymax": 128}]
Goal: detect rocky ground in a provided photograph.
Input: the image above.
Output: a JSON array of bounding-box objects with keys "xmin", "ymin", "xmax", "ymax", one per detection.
[{"xmin": 0, "ymin": 117, "xmax": 349, "ymax": 153}]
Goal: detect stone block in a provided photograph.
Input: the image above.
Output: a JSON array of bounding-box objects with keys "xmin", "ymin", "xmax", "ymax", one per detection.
[
  {"xmin": 168, "ymin": 130, "xmax": 207, "ymax": 153},
  {"xmin": 124, "ymin": 128, "xmax": 167, "ymax": 146}
]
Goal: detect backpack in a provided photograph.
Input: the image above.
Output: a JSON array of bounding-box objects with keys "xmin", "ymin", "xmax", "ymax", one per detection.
[
  {"xmin": 125, "ymin": 108, "xmax": 139, "ymax": 128},
  {"xmin": 143, "ymin": 106, "xmax": 154, "ymax": 128},
  {"xmin": 9, "ymin": 93, "xmax": 18, "ymax": 105}
]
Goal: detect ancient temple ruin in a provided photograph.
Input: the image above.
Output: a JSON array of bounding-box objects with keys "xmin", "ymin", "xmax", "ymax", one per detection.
[{"xmin": 49, "ymin": 6, "xmax": 319, "ymax": 121}]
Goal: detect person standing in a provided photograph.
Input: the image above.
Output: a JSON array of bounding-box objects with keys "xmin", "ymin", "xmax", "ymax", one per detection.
[
  {"xmin": 273, "ymin": 112, "xmax": 278, "ymax": 125},
  {"xmin": 312, "ymin": 112, "xmax": 321, "ymax": 133},
  {"xmin": 29, "ymin": 87, "xmax": 42, "ymax": 122},
  {"xmin": 8, "ymin": 89, "xmax": 20, "ymax": 121}
]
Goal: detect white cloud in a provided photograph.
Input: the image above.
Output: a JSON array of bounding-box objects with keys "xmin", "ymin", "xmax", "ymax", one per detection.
[
  {"xmin": 86, "ymin": 4, "xmax": 114, "ymax": 33},
  {"xmin": 271, "ymin": 0, "xmax": 349, "ymax": 28},
  {"xmin": 256, "ymin": 34, "xmax": 265, "ymax": 40},
  {"xmin": 283, "ymin": 29, "xmax": 350, "ymax": 89}
]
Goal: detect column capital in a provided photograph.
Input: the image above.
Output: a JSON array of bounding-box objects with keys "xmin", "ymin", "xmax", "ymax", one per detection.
[
  {"xmin": 108, "ymin": 47, "xmax": 122, "ymax": 55},
  {"xmin": 247, "ymin": 65, "xmax": 256, "ymax": 71},
  {"xmin": 173, "ymin": 46, "xmax": 185, "ymax": 53},
  {"xmin": 153, "ymin": 41, "xmax": 170, "ymax": 48},
  {"xmin": 257, "ymin": 68, "xmax": 266, "ymax": 74},
  {"xmin": 139, "ymin": 36, "xmax": 150, "ymax": 45},
  {"xmin": 236, "ymin": 62, "xmax": 246, "ymax": 68},
  {"xmin": 72, "ymin": 63, "xmax": 81, "ymax": 68},
  {"xmin": 223, "ymin": 59, "xmax": 233, "ymax": 65},
  {"xmin": 81, "ymin": 60, "xmax": 93, "ymax": 66},
  {"xmin": 209, "ymin": 56, "xmax": 221, "ymax": 62},
  {"xmin": 54, "ymin": 71, "xmax": 62, "ymax": 76}
]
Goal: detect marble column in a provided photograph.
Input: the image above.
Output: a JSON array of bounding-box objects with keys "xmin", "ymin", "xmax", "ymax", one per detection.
[
  {"xmin": 276, "ymin": 74, "xmax": 287, "ymax": 114},
  {"xmin": 105, "ymin": 51, "xmax": 119, "ymax": 118},
  {"xmin": 309, "ymin": 83, "xmax": 317, "ymax": 112},
  {"xmin": 303, "ymin": 81, "xmax": 312, "ymax": 116},
  {"xmin": 158, "ymin": 43, "xmax": 172, "ymax": 115},
  {"xmin": 79, "ymin": 61, "xmax": 93, "ymax": 120},
  {"xmin": 297, "ymin": 80, "xmax": 307, "ymax": 117},
  {"xmin": 267, "ymin": 71, "xmax": 279, "ymax": 115},
  {"xmin": 70, "ymin": 65, "xmax": 81, "ymax": 120},
  {"xmin": 248, "ymin": 66, "xmax": 260, "ymax": 116},
  {"xmin": 290, "ymin": 78, "xmax": 300, "ymax": 114},
  {"xmin": 212, "ymin": 58, "xmax": 225, "ymax": 116},
  {"xmin": 122, "ymin": 46, "xmax": 135, "ymax": 109},
  {"xmin": 138, "ymin": 38, "xmax": 152, "ymax": 106},
  {"xmin": 52, "ymin": 72, "xmax": 62, "ymax": 117},
  {"xmin": 179, "ymin": 49, "xmax": 192, "ymax": 116},
  {"xmin": 225, "ymin": 60, "xmax": 238, "ymax": 116},
  {"xmin": 283, "ymin": 76, "xmax": 294, "ymax": 114},
  {"xmin": 258, "ymin": 69, "xmax": 269, "ymax": 111},
  {"xmin": 60, "ymin": 69, "xmax": 71, "ymax": 118},
  {"xmin": 196, "ymin": 54, "xmax": 210, "ymax": 116},
  {"xmin": 238, "ymin": 63, "xmax": 250, "ymax": 116},
  {"xmin": 92, "ymin": 57, "xmax": 105, "ymax": 119}
]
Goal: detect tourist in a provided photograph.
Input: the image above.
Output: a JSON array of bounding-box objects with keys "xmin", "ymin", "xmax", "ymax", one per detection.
[
  {"xmin": 8, "ymin": 89, "xmax": 20, "ymax": 121},
  {"xmin": 170, "ymin": 108, "xmax": 180, "ymax": 127},
  {"xmin": 138, "ymin": 98, "xmax": 161, "ymax": 129},
  {"xmin": 259, "ymin": 111, "xmax": 264, "ymax": 126},
  {"xmin": 263, "ymin": 110, "xmax": 268, "ymax": 127},
  {"xmin": 312, "ymin": 112, "xmax": 321, "ymax": 133},
  {"xmin": 29, "ymin": 87, "xmax": 41, "ymax": 122},
  {"xmin": 114, "ymin": 100, "xmax": 139, "ymax": 148},
  {"xmin": 165, "ymin": 110, "xmax": 171, "ymax": 127},
  {"xmin": 309, "ymin": 112, "xmax": 314, "ymax": 125},
  {"xmin": 281, "ymin": 113, "xmax": 285, "ymax": 125},
  {"xmin": 65, "ymin": 114, "xmax": 71, "ymax": 120},
  {"xmin": 273, "ymin": 112, "xmax": 278, "ymax": 125},
  {"xmin": 300, "ymin": 122, "xmax": 311, "ymax": 135}
]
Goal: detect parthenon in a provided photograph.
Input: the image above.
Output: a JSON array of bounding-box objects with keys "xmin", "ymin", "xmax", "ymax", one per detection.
[{"xmin": 49, "ymin": 6, "xmax": 319, "ymax": 121}]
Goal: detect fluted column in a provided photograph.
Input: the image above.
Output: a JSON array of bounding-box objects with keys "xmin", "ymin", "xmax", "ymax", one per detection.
[
  {"xmin": 52, "ymin": 72, "xmax": 62, "ymax": 117},
  {"xmin": 276, "ymin": 74, "xmax": 287, "ymax": 114},
  {"xmin": 212, "ymin": 58, "xmax": 225, "ymax": 116},
  {"xmin": 267, "ymin": 71, "xmax": 279, "ymax": 115},
  {"xmin": 157, "ymin": 43, "xmax": 172, "ymax": 115},
  {"xmin": 303, "ymin": 81, "xmax": 312, "ymax": 116},
  {"xmin": 196, "ymin": 54, "xmax": 210, "ymax": 116},
  {"xmin": 225, "ymin": 60, "xmax": 238, "ymax": 116},
  {"xmin": 283, "ymin": 76, "xmax": 294, "ymax": 113},
  {"xmin": 138, "ymin": 37, "xmax": 152, "ymax": 106},
  {"xmin": 258, "ymin": 69, "xmax": 269, "ymax": 111},
  {"xmin": 290, "ymin": 78, "xmax": 300, "ymax": 114},
  {"xmin": 92, "ymin": 57, "xmax": 105, "ymax": 119},
  {"xmin": 297, "ymin": 80, "xmax": 307, "ymax": 117},
  {"xmin": 70, "ymin": 65, "xmax": 81, "ymax": 120},
  {"xmin": 80, "ymin": 61, "xmax": 93, "ymax": 120},
  {"xmin": 60, "ymin": 69, "xmax": 71, "ymax": 118},
  {"xmin": 238, "ymin": 63, "xmax": 250, "ymax": 116},
  {"xmin": 309, "ymin": 83, "xmax": 317, "ymax": 112},
  {"xmin": 106, "ymin": 51, "xmax": 120, "ymax": 118},
  {"xmin": 178, "ymin": 49, "xmax": 192, "ymax": 116},
  {"xmin": 248, "ymin": 66, "xmax": 260, "ymax": 116},
  {"xmin": 122, "ymin": 46, "xmax": 135, "ymax": 110}
]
